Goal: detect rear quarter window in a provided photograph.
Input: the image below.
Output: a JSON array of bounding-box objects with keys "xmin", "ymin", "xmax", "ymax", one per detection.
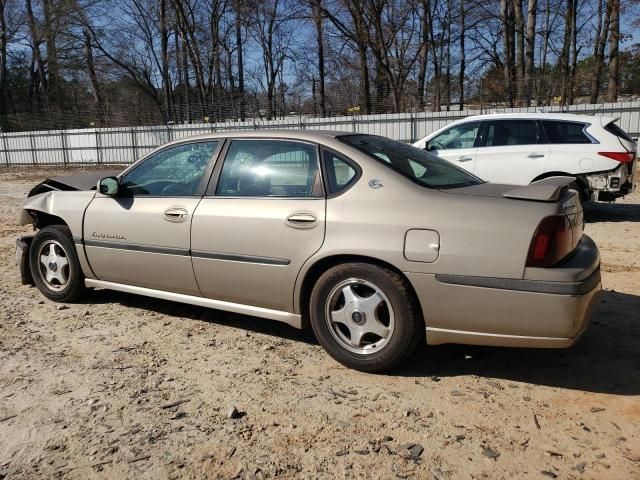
[{"xmin": 542, "ymin": 121, "xmax": 593, "ymax": 144}]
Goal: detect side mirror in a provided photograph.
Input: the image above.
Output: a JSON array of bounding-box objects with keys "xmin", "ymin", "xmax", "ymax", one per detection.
[{"xmin": 98, "ymin": 176, "xmax": 119, "ymax": 196}]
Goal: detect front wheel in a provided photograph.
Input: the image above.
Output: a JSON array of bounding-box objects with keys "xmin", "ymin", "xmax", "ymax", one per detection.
[
  {"xmin": 29, "ymin": 225, "xmax": 87, "ymax": 303},
  {"xmin": 309, "ymin": 263, "xmax": 423, "ymax": 372}
]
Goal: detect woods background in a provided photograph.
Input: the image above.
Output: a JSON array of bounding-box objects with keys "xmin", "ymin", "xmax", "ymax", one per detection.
[{"xmin": 0, "ymin": 0, "xmax": 637, "ymax": 132}]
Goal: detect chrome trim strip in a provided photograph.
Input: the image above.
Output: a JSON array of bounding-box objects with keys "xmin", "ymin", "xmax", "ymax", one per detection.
[
  {"xmin": 425, "ymin": 327, "xmax": 577, "ymax": 347},
  {"xmin": 435, "ymin": 269, "xmax": 601, "ymax": 296},
  {"xmin": 84, "ymin": 239, "xmax": 189, "ymax": 256},
  {"xmin": 83, "ymin": 238, "xmax": 290, "ymax": 265},
  {"xmin": 191, "ymin": 250, "xmax": 290, "ymax": 265},
  {"xmin": 85, "ymin": 279, "xmax": 302, "ymax": 328}
]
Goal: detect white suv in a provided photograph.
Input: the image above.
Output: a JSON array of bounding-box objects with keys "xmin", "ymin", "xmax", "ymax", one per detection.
[{"xmin": 413, "ymin": 113, "xmax": 637, "ymax": 202}]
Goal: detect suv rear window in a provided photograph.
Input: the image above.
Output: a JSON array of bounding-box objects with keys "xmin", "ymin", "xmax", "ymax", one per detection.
[
  {"xmin": 542, "ymin": 121, "xmax": 592, "ymax": 144},
  {"xmin": 339, "ymin": 134, "xmax": 483, "ymax": 189},
  {"xmin": 604, "ymin": 122, "xmax": 635, "ymax": 143}
]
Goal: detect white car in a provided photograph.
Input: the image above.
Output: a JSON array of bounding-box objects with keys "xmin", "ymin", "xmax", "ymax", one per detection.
[{"xmin": 413, "ymin": 113, "xmax": 637, "ymax": 202}]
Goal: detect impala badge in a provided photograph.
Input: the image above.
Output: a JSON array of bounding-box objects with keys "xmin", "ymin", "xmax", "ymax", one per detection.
[{"xmin": 368, "ymin": 179, "xmax": 383, "ymax": 189}]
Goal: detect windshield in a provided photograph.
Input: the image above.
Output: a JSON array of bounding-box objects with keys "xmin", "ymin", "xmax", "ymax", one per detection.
[{"xmin": 339, "ymin": 134, "xmax": 484, "ymax": 189}]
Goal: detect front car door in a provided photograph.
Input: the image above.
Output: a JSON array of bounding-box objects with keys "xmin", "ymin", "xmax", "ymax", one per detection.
[
  {"xmin": 191, "ymin": 138, "xmax": 326, "ymax": 312},
  {"xmin": 83, "ymin": 140, "xmax": 221, "ymax": 295},
  {"xmin": 474, "ymin": 119, "xmax": 550, "ymax": 185},
  {"xmin": 424, "ymin": 121, "xmax": 481, "ymax": 172}
]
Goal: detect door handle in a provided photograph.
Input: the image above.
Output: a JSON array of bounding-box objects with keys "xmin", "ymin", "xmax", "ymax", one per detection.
[
  {"xmin": 458, "ymin": 156, "xmax": 473, "ymax": 162},
  {"xmin": 163, "ymin": 207, "xmax": 188, "ymax": 222},
  {"xmin": 286, "ymin": 212, "xmax": 317, "ymax": 228},
  {"xmin": 528, "ymin": 153, "xmax": 545, "ymax": 158}
]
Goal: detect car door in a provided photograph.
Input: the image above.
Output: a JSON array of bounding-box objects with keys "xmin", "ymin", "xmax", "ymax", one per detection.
[
  {"xmin": 83, "ymin": 140, "xmax": 221, "ymax": 295},
  {"xmin": 191, "ymin": 138, "xmax": 326, "ymax": 312},
  {"xmin": 424, "ymin": 121, "xmax": 481, "ymax": 173},
  {"xmin": 474, "ymin": 119, "xmax": 549, "ymax": 185}
]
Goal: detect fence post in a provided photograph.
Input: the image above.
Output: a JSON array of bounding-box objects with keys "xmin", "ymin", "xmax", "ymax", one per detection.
[
  {"xmin": 1, "ymin": 133, "xmax": 9, "ymax": 166},
  {"xmin": 29, "ymin": 132, "xmax": 37, "ymax": 166},
  {"xmin": 130, "ymin": 128, "xmax": 138, "ymax": 163},
  {"xmin": 95, "ymin": 130, "xmax": 102, "ymax": 165},
  {"xmin": 410, "ymin": 111, "xmax": 416, "ymax": 143},
  {"xmin": 61, "ymin": 131, "xmax": 69, "ymax": 166}
]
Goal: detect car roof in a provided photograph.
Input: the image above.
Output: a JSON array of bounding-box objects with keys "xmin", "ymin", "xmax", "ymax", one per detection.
[
  {"xmin": 165, "ymin": 129, "xmax": 350, "ymax": 144},
  {"xmin": 460, "ymin": 112, "xmax": 616, "ymax": 124}
]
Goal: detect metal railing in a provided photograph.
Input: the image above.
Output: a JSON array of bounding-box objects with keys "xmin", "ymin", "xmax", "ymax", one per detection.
[{"xmin": 2, "ymin": 101, "xmax": 639, "ymax": 166}]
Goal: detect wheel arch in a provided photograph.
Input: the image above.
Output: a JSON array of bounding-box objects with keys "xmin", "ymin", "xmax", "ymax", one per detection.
[{"xmin": 296, "ymin": 254, "xmax": 424, "ymax": 329}]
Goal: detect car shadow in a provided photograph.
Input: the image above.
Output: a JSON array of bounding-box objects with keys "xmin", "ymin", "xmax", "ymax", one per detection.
[
  {"xmin": 81, "ymin": 289, "xmax": 639, "ymax": 395},
  {"xmin": 82, "ymin": 288, "xmax": 318, "ymax": 345},
  {"xmin": 585, "ymin": 202, "xmax": 640, "ymax": 223},
  {"xmin": 398, "ymin": 290, "xmax": 640, "ymax": 395}
]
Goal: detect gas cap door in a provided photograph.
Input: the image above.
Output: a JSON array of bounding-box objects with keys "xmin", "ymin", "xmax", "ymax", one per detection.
[{"xmin": 404, "ymin": 229, "xmax": 440, "ymax": 263}]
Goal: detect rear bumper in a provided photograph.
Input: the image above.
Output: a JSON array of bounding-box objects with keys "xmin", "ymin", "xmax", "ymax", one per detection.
[{"xmin": 407, "ymin": 236, "xmax": 602, "ymax": 348}]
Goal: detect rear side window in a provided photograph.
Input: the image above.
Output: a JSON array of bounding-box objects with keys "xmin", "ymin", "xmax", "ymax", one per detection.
[
  {"xmin": 323, "ymin": 150, "xmax": 358, "ymax": 194},
  {"xmin": 216, "ymin": 140, "xmax": 320, "ymax": 197},
  {"xmin": 482, "ymin": 120, "xmax": 540, "ymax": 147},
  {"xmin": 542, "ymin": 121, "xmax": 592, "ymax": 144},
  {"xmin": 604, "ymin": 122, "xmax": 635, "ymax": 143}
]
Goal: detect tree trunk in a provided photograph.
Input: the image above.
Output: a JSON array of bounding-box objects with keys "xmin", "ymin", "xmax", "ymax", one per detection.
[
  {"xmin": 83, "ymin": 28, "xmax": 104, "ymax": 124},
  {"xmin": 567, "ymin": 0, "xmax": 577, "ymax": 105},
  {"xmin": 159, "ymin": 0, "xmax": 172, "ymax": 122},
  {"xmin": 607, "ymin": 0, "xmax": 619, "ymax": 102},
  {"xmin": 589, "ymin": 0, "xmax": 611, "ymax": 103},
  {"xmin": 417, "ymin": 0, "xmax": 430, "ymax": 110},
  {"xmin": 500, "ymin": 0, "xmax": 514, "ymax": 107},
  {"xmin": 524, "ymin": 0, "xmax": 536, "ymax": 106},
  {"xmin": 42, "ymin": 0, "xmax": 61, "ymax": 108},
  {"xmin": 0, "ymin": 0, "xmax": 8, "ymax": 123},
  {"xmin": 312, "ymin": 0, "xmax": 326, "ymax": 117},
  {"xmin": 458, "ymin": 0, "xmax": 465, "ymax": 110},
  {"xmin": 512, "ymin": 0, "xmax": 525, "ymax": 106},
  {"xmin": 25, "ymin": 0, "xmax": 48, "ymax": 102},
  {"xmin": 559, "ymin": 0, "xmax": 573, "ymax": 105},
  {"xmin": 235, "ymin": 2, "xmax": 245, "ymax": 120}
]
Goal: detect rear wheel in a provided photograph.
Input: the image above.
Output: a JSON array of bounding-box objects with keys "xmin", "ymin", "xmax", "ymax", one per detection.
[
  {"xmin": 309, "ymin": 263, "xmax": 422, "ymax": 372},
  {"xmin": 29, "ymin": 225, "xmax": 87, "ymax": 302}
]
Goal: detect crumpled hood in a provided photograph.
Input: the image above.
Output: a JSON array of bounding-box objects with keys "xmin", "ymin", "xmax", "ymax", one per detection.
[{"xmin": 28, "ymin": 170, "xmax": 122, "ymax": 197}]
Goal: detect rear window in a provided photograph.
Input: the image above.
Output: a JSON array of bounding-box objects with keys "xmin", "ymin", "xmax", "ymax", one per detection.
[
  {"xmin": 482, "ymin": 120, "xmax": 540, "ymax": 146},
  {"xmin": 542, "ymin": 121, "xmax": 593, "ymax": 144},
  {"xmin": 604, "ymin": 122, "xmax": 635, "ymax": 143},
  {"xmin": 339, "ymin": 135, "xmax": 484, "ymax": 189}
]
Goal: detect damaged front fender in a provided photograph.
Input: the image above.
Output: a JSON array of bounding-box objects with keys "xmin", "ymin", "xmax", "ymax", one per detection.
[{"xmin": 20, "ymin": 190, "xmax": 96, "ymax": 239}]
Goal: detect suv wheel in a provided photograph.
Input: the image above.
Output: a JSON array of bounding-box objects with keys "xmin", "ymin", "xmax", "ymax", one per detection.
[
  {"xmin": 29, "ymin": 225, "xmax": 87, "ymax": 303},
  {"xmin": 309, "ymin": 263, "xmax": 423, "ymax": 372}
]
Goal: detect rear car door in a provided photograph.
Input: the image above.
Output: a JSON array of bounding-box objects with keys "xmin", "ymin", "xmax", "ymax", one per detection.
[
  {"xmin": 474, "ymin": 119, "xmax": 549, "ymax": 185},
  {"xmin": 83, "ymin": 140, "xmax": 220, "ymax": 295},
  {"xmin": 191, "ymin": 138, "xmax": 326, "ymax": 312},
  {"xmin": 424, "ymin": 121, "xmax": 481, "ymax": 172}
]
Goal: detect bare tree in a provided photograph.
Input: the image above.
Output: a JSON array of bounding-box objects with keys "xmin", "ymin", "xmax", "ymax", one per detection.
[{"xmin": 607, "ymin": 0, "xmax": 619, "ymax": 101}]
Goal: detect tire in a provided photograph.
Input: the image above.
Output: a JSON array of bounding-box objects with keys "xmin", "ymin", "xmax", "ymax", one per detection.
[
  {"xmin": 29, "ymin": 225, "xmax": 87, "ymax": 303},
  {"xmin": 568, "ymin": 179, "xmax": 590, "ymax": 203},
  {"xmin": 309, "ymin": 263, "xmax": 423, "ymax": 372}
]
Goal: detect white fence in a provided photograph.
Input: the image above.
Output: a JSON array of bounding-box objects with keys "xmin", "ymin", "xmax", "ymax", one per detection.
[{"xmin": 2, "ymin": 101, "xmax": 640, "ymax": 166}]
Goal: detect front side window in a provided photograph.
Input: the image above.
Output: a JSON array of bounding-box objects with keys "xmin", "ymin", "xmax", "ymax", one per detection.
[
  {"xmin": 216, "ymin": 140, "xmax": 320, "ymax": 197},
  {"xmin": 323, "ymin": 150, "xmax": 358, "ymax": 194},
  {"xmin": 121, "ymin": 141, "xmax": 217, "ymax": 196},
  {"xmin": 483, "ymin": 120, "xmax": 539, "ymax": 147},
  {"xmin": 339, "ymin": 134, "xmax": 483, "ymax": 189},
  {"xmin": 427, "ymin": 122, "xmax": 480, "ymax": 151},
  {"xmin": 542, "ymin": 121, "xmax": 592, "ymax": 144}
]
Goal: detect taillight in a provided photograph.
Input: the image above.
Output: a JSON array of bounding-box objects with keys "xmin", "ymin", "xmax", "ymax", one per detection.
[
  {"xmin": 598, "ymin": 152, "xmax": 635, "ymax": 163},
  {"xmin": 526, "ymin": 216, "xmax": 574, "ymax": 267}
]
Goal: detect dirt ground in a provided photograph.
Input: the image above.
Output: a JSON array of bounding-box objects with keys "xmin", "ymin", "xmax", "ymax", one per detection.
[{"xmin": 0, "ymin": 167, "xmax": 639, "ymax": 480}]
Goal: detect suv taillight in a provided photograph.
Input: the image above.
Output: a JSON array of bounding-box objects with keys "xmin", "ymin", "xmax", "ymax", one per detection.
[
  {"xmin": 598, "ymin": 152, "xmax": 635, "ymax": 163},
  {"xmin": 526, "ymin": 216, "xmax": 574, "ymax": 267}
]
